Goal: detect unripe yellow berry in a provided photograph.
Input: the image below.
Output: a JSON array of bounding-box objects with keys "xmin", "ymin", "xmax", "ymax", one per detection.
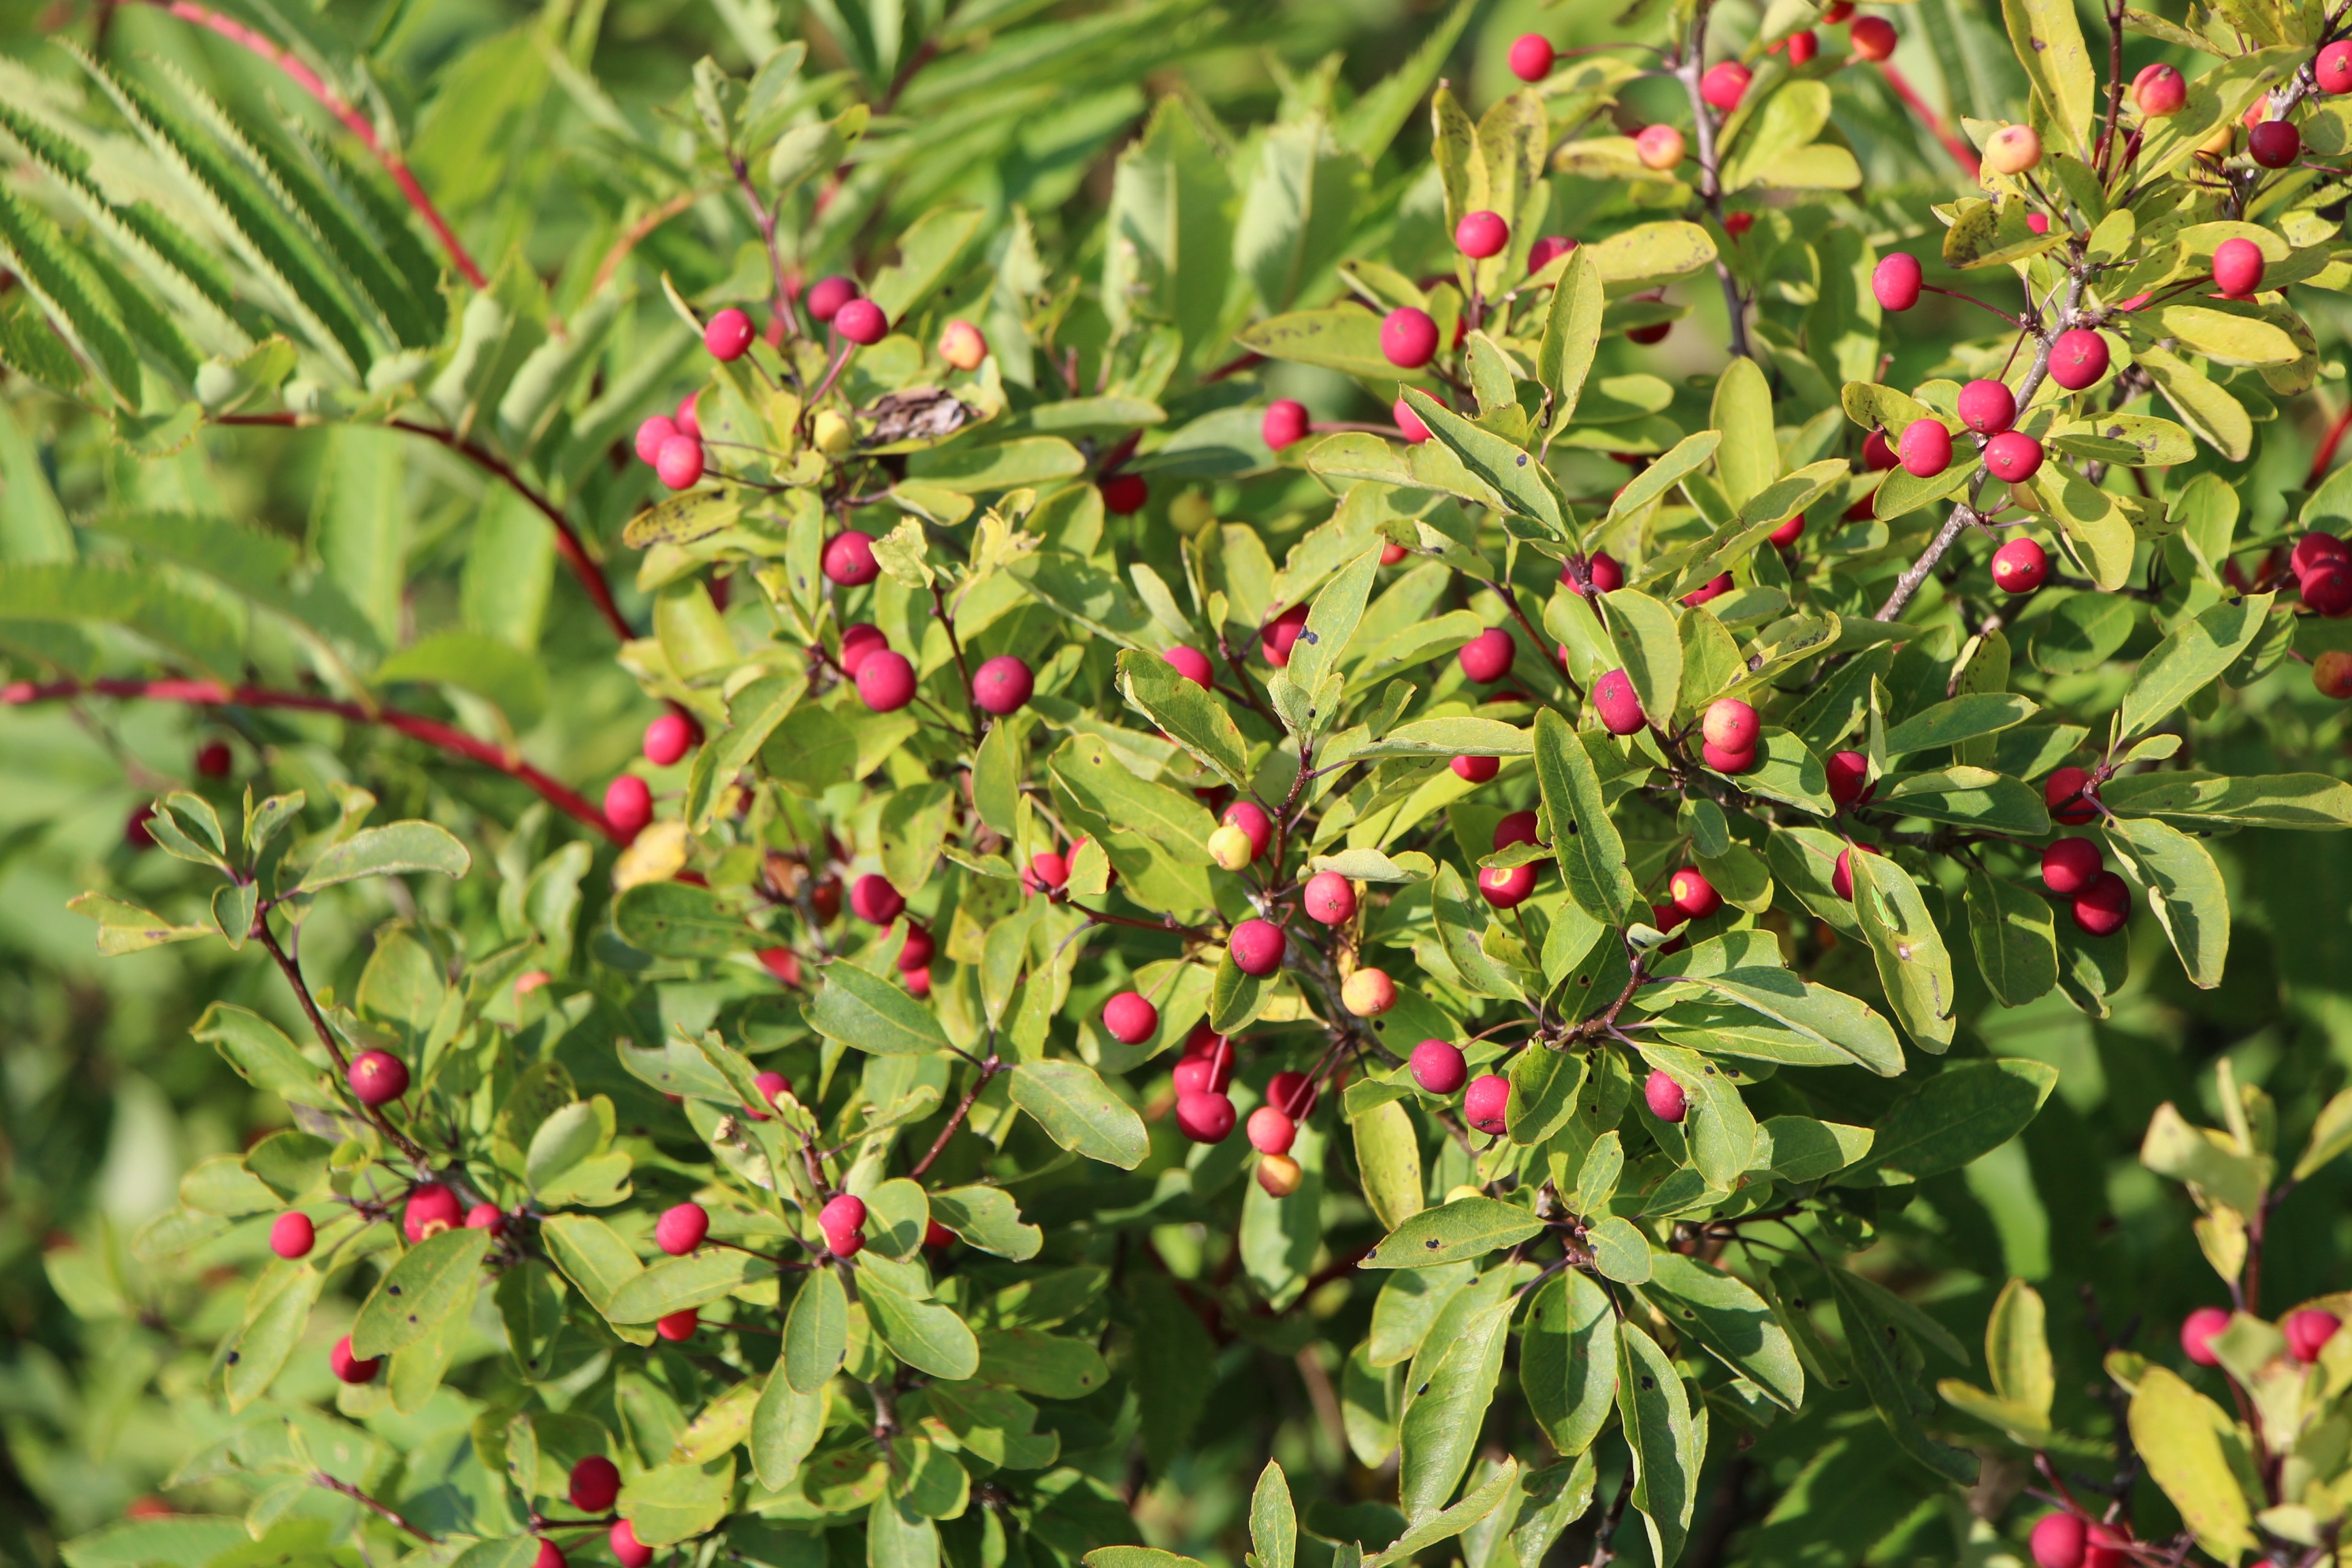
[
  {"xmin": 1208, "ymin": 823, "xmax": 1256, "ymax": 870},
  {"xmin": 1256, "ymin": 1154, "xmax": 1303, "ymax": 1196},
  {"xmin": 1169, "ymin": 491, "xmax": 1216, "ymax": 536},
  {"xmin": 1985, "ymin": 124, "xmax": 2042, "ymax": 175},
  {"xmin": 813, "ymin": 409, "xmax": 854, "ymax": 455}
]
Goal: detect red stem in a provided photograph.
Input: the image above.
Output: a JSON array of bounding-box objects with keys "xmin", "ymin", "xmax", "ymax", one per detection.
[
  {"xmin": 1878, "ymin": 63, "xmax": 1980, "ymax": 173},
  {"xmin": 2, "ymin": 676, "xmax": 623, "ymax": 843},
  {"xmin": 2310, "ymin": 398, "xmax": 2352, "ymax": 487},
  {"xmin": 135, "ymin": 0, "xmax": 488, "ymax": 289}
]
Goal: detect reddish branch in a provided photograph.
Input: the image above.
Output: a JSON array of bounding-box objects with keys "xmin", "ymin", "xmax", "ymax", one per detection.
[
  {"xmin": 2310, "ymin": 398, "xmax": 2352, "ymax": 487},
  {"xmin": 1878, "ymin": 63, "xmax": 1980, "ymax": 173},
  {"xmin": 1, "ymin": 676, "xmax": 623, "ymax": 843},
  {"xmin": 216, "ymin": 412, "xmax": 634, "ymax": 642},
  {"xmin": 128, "ymin": 0, "xmax": 488, "ymax": 290}
]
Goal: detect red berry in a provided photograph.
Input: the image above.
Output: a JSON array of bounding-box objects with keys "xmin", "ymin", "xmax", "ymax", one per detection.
[
  {"xmin": 1668, "ymin": 866, "xmax": 1720, "ymax": 920},
  {"xmin": 1267, "ymin": 1070, "xmax": 1318, "ymax": 1118},
  {"xmin": 2180, "ymin": 1305, "xmax": 2231, "ymax": 1366},
  {"xmin": 1478, "ymin": 862, "xmax": 1537, "ymax": 909},
  {"xmin": 1831, "ymin": 844, "xmax": 1880, "ymax": 900},
  {"xmin": 1850, "ymin": 15, "xmax": 1896, "ymax": 60},
  {"xmin": 643, "ymin": 713, "xmax": 693, "ymax": 766},
  {"xmin": 1872, "ymin": 252, "xmax": 1922, "ymax": 312},
  {"xmin": 819, "ymin": 1194, "xmax": 866, "ymax": 1257},
  {"xmin": 1563, "ymin": 551, "xmax": 1624, "ymax": 596},
  {"xmin": 1827, "ymin": 750, "xmax": 1872, "ymax": 807},
  {"xmin": 1991, "ymin": 536, "xmax": 2049, "ymax": 593},
  {"xmin": 1681, "ymin": 572, "xmax": 1733, "ymax": 606},
  {"xmin": 1100, "ymin": 474, "xmax": 1148, "ymax": 514},
  {"xmin": 924, "ymin": 1220, "xmax": 956, "ymax": 1249},
  {"xmin": 1899, "ymin": 418, "xmax": 1952, "ymax": 476},
  {"xmin": 348, "ymin": 1049, "xmax": 409, "ymax": 1107},
  {"xmin": 972, "ymin": 655, "xmax": 1033, "ymax": 715},
  {"xmin": 897, "ymin": 925, "xmax": 933, "ymax": 973},
  {"xmin": 2293, "ymin": 531, "xmax": 2350, "ymax": 576},
  {"xmin": 751, "ymin": 1071, "xmax": 794, "ymax": 1115},
  {"xmin": 1593, "ymin": 669, "xmax": 1647, "ymax": 735},
  {"xmin": 1410, "ymin": 1040, "xmax": 1468, "ymax": 1096},
  {"xmin": 2287, "ymin": 1308, "xmax": 2342, "ymax": 1362},
  {"xmin": 1786, "ymin": 29, "xmax": 1818, "ymax": 66},
  {"xmin": 2030, "ymin": 1514, "xmax": 2087, "ymax": 1568},
  {"xmin": 2212, "ymin": 237, "xmax": 2266, "ymax": 296},
  {"xmin": 655, "ymin": 1202, "xmax": 709, "ymax": 1257},
  {"xmin": 1644, "ymin": 1069, "xmax": 1687, "ymax": 1123},
  {"xmin": 855, "ymin": 651, "xmax": 917, "ymax": 712},
  {"xmin": 2050, "ymin": 329, "xmax": 2110, "ymax": 391},
  {"xmin": 655, "ymin": 1307, "xmax": 699, "ymax": 1341},
  {"xmin": 1163, "ymin": 646, "xmax": 1214, "ymax": 687},
  {"xmin": 1464, "ymin": 1075, "xmax": 1510, "ymax": 1135},
  {"xmin": 1230, "ymin": 919, "xmax": 1286, "ymax": 977},
  {"xmin": 2042, "ymin": 837, "xmax": 2102, "ymax": 895},
  {"xmin": 1380, "ymin": 541, "xmax": 1409, "ymax": 565},
  {"xmin": 1702, "ymin": 698, "xmax": 1759, "ymax": 753},
  {"xmin": 1957, "ymin": 378, "xmax": 2016, "ymax": 435},
  {"xmin": 655, "ymin": 435, "xmax": 704, "ymax": 489},
  {"xmin": 1394, "ymin": 397, "xmax": 1433, "ymax": 444},
  {"xmin": 1262, "ymin": 399, "xmax": 1310, "ymax": 450},
  {"xmin": 331, "ymin": 1335, "xmax": 380, "ymax": 1384},
  {"xmin": 2132, "ymin": 63, "xmax": 2187, "ymax": 117},
  {"xmin": 1247, "ymin": 1105, "xmax": 1296, "ymax": 1155},
  {"xmin": 2085, "ymin": 1526, "xmax": 2129, "ymax": 1568},
  {"xmin": 1985, "ymin": 432, "xmax": 2044, "ymax": 485},
  {"xmin": 834, "ymin": 298, "xmax": 887, "ymax": 345},
  {"xmin": 804, "ymin": 276, "xmax": 858, "ymax": 322},
  {"xmin": 1452, "ymin": 754, "xmax": 1500, "ymax": 783},
  {"xmin": 2323, "ymin": 40, "xmax": 2352, "ymax": 95},
  {"xmin": 634, "ymin": 414, "xmax": 679, "ymax": 466},
  {"xmin": 195, "ymin": 740, "xmax": 232, "ymax": 778},
  {"xmin": 1769, "ymin": 514, "xmax": 1804, "ymax": 548},
  {"xmin": 1702, "ymin": 740, "xmax": 1756, "ymax": 774},
  {"xmin": 839, "ymin": 623, "xmax": 888, "ymax": 674},
  {"xmin": 1024, "ymin": 851, "xmax": 1069, "ymax": 895},
  {"xmin": 1260, "ymin": 604, "xmax": 1310, "ymax": 666},
  {"xmin": 1862, "ymin": 429, "xmax": 1899, "ymax": 471},
  {"xmin": 1172, "ymin": 1054, "xmax": 1232, "ymax": 1097},
  {"xmin": 1175, "ymin": 1091, "xmax": 1237, "ymax": 1144},
  {"xmin": 1303, "ymin": 871, "xmax": 1357, "ymax": 925},
  {"xmin": 611, "ymin": 1521, "xmax": 654, "ymax": 1568},
  {"xmin": 2072, "ymin": 870, "xmax": 2130, "ymax": 936},
  {"xmin": 466, "ymin": 1203, "xmax": 504, "ymax": 1232},
  {"xmin": 570, "ymin": 1455, "xmax": 621, "ymax": 1512},
  {"xmin": 1458, "ymin": 627, "xmax": 1515, "ymax": 683},
  {"xmin": 1627, "ymin": 320, "xmax": 1671, "ymax": 346},
  {"xmin": 404, "ymin": 1182, "xmax": 463, "ymax": 1244},
  {"xmin": 822, "ymin": 531, "xmax": 880, "ymax": 586},
  {"xmin": 2302, "ymin": 562, "xmax": 2352, "ymax": 617},
  {"xmin": 270, "ymin": 1211, "xmax": 314, "ymax": 1260},
  {"xmin": 1507, "ymin": 33, "xmax": 1555, "ymax": 82},
  {"xmin": 1493, "ymin": 810, "xmax": 1540, "ymax": 850},
  {"xmin": 850, "ymin": 874, "xmax": 904, "ymax": 925},
  {"xmin": 1699, "ymin": 61, "xmax": 1750, "ymax": 112},
  {"xmin": 1223, "ymin": 800, "xmax": 1275, "ymax": 859},
  {"xmin": 2249, "ymin": 118, "xmax": 2300, "ymax": 168},
  {"xmin": 704, "ymin": 307, "xmax": 754, "ymax": 361},
  {"xmin": 1526, "ymin": 236, "xmax": 1576, "ymax": 273},
  {"xmin": 605, "ymin": 775, "xmax": 653, "ymax": 836},
  {"xmin": 2045, "ymin": 766, "xmax": 2098, "ymax": 825},
  {"xmin": 674, "ymin": 393, "xmax": 700, "ymax": 440},
  {"xmin": 1102, "ymin": 991, "xmax": 1158, "ymax": 1045},
  {"xmin": 534, "ymin": 1541, "xmax": 564, "ymax": 1568},
  {"xmin": 2315, "ymin": 649, "xmax": 2352, "ymax": 698},
  {"xmin": 1381, "ymin": 307, "xmax": 1439, "ymax": 369},
  {"xmin": 1455, "ymin": 210, "xmax": 1509, "ymax": 259}
]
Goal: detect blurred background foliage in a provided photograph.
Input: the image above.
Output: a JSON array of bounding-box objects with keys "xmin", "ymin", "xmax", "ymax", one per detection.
[{"xmin": 2, "ymin": 0, "xmax": 2349, "ymax": 1565}]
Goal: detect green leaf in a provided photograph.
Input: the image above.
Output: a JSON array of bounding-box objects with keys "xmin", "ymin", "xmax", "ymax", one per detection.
[
  {"xmin": 2140, "ymin": 1101, "xmax": 2265, "ymax": 1214},
  {"xmin": 1375, "ymin": 1458, "xmax": 1516, "ymax": 1563},
  {"xmin": 1118, "ymin": 651, "xmax": 1250, "ymax": 789},
  {"xmin": 2157, "ymin": 304, "xmax": 2298, "ymax": 366},
  {"xmin": 2138, "ymin": 344, "xmax": 2253, "ymax": 461},
  {"xmin": 2100, "ymin": 771, "xmax": 2352, "ymax": 829},
  {"xmin": 1880, "ymin": 693, "xmax": 2038, "ymax": 755},
  {"xmin": 1580, "ymin": 220, "xmax": 1718, "ymax": 293},
  {"xmin": 294, "ymin": 821, "xmax": 470, "ymax": 894},
  {"xmin": 1643, "ymin": 1253, "xmax": 1803, "ymax": 1410},
  {"xmin": 1533, "ymin": 710, "xmax": 1641, "ymax": 926},
  {"xmin": 1520, "ymin": 1271, "xmax": 1617, "ymax": 1457},
  {"xmin": 1710, "ymin": 357, "xmax": 1778, "ymax": 510},
  {"xmin": 2119, "ymin": 593, "xmax": 2272, "ymax": 738},
  {"xmin": 58, "ymin": 1519, "xmax": 250, "ymax": 1568},
  {"xmin": 751, "ymin": 1360, "xmax": 826, "ymax": 1490},
  {"xmin": 926, "ymin": 1186, "xmax": 1042, "ymax": 1261},
  {"xmin": 2000, "ymin": 0, "xmax": 2096, "ymax": 157},
  {"xmin": 1984, "ymin": 1277, "xmax": 2054, "ymax": 1421},
  {"xmin": 867, "ymin": 206, "xmax": 985, "ymax": 323},
  {"xmin": 1400, "ymin": 390, "xmax": 1563, "ymax": 535},
  {"xmin": 975, "ymin": 1326, "xmax": 1110, "ymax": 1399},
  {"xmin": 860, "ymin": 1264, "xmax": 981, "ymax": 1380},
  {"xmin": 1601, "ymin": 591, "xmax": 1682, "ymax": 730},
  {"xmin": 1539, "ymin": 250, "xmax": 1604, "ymax": 436},
  {"xmin": 1102, "ymin": 99, "xmax": 1231, "ymax": 357},
  {"xmin": 350, "ymin": 1226, "xmax": 491, "ymax": 1359},
  {"xmin": 1084, "ymin": 1553, "xmax": 1203, "ymax": 1568},
  {"xmin": 1007, "ymin": 1058, "xmax": 1147, "ymax": 1169},
  {"xmin": 2103, "ymin": 815, "xmax": 2230, "ymax": 989},
  {"xmin": 1609, "ymin": 431, "xmax": 1721, "ymax": 522},
  {"xmin": 1616, "ymin": 1321, "xmax": 1699, "ymax": 1567},
  {"xmin": 1756, "ymin": 1117, "xmax": 1874, "ymax": 1181},
  {"xmin": 782, "ymin": 1267, "xmax": 849, "ymax": 1393},
  {"xmin": 605, "ymin": 1250, "xmax": 764, "ymax": 1323},
  {"xmin": 909, "ymin": 438, "xmax": 1088, "ymax": 493},
  {"xmin": 1850, "ymin": 851, "xmax": 1957, "ymax": 1052},
  {"xmin": 1964, "ymin": 872, "xmax": 2059, "ymax": 1007},
  {"xmin": 539, "ymin": 1215, "xmax": 649, "ymax": 1339},
  {"xmin": 1362, "ymin": 1196, "xmax": 1541, "ymax": 1269},
  {"xmin": 1588, "ymin": 1216, "xmax": 1653, "ymax": 1284},
  {"xmin": 191, "ymin": 1002, "xmax": 335, "ymax": 1107},
  {"xmin": 809, "ymin": 961, "xmax": 951, "ymax": 1057},
  {"xmin": 1880, "ymin": 768, "xmax": 2051, "ymax": 836},
  {"xmin": 2129, "ymin": 1367, "xmax": 2258, "ymax": 1562},
  {"xmin": 1250, "ymin": 1461, "xmax": 1297, "ymax": 1568},
  {"xmin": 1237, "ymin": 308, "xmax": 1394, "ymax": 378},
  {"xmin": 1353, "ymin": 716, "xmax": 1530, "ymax": 762},
  {"xmin": 1235, "ymin": 117, "xmax": 1360, "ymax": 315},
  {"xmin": 0, "ymin": 184, "xmax": 142, "ymax": 402},
  {"xmin": 67, "ymin": 892, "xmax": 211, "ymax": 956},
  {"xmin": 1353, "ymin": 1098, "xmax": 1425, "ymax": 1232},
  {"xmin": 224, "ymin": 1261, "xmax": 323, "ymax": 1411},
  {"xmin": 615, "ymin": 881, "xmax": 753, "ymax": 959},
  {"xmin": 1659, "ymin": 969, "xmax": 1903, "ymax": 1077},
  {"xmin": 1399, "ymin": 1284, "xmax": 1515, "ymax": 1517},
  {"xmin": 619, "ymin": 1456, "xmax": 736, "ymax": 1547},
  {"xmin": 525, "ymin": 1102, "xmax": 604, "ymax": 1193},
  {"xmin": 1824, "ymin": 1266, "xmax": 1979, "ymax": 1485},
  {"xmin": 2295, "ymin": 1088, "xmax": 2352, "ymax": 1181},
  {"xmin": 1286, "ymin": 544, "xmax": 1382, "ymax": 702},
  {"xmin": 1852, "ymin": 1058, "xmax": 2059, "ymax": 1184}
]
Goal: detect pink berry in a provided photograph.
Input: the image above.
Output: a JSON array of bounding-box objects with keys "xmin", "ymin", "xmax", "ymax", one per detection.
[
  {"xmin": 834, "ymin": 298, "xmax": 887, "ymax": 345},
  {"xmin": 898, "ymin": 925, "xmax": 933, "ymax": 972},
  {"xmin": 1592, "ymin": 669, "xmax": 1647, "ymax": 736},
  {"xmin": 1458, "ymin": 627, "xmax": 1515, "ymax": 683},
  {"xmin": 2049, "ymin": 329, "xmax": 2109, "ymax": 390},
  {"xmin": 1957, "ymin": 378, "xmax": 2016, "ymax": 435},
  {"xmin": 855, "ymin": 651, "xmax": 917, "ymax": 712},
  {"xmin": 2322, "ymin": 40, "xmax": 2352, "ymax": 95},
  {"xmin": 2305, "ymin": 563, "xmax": 2352, "ymax": 617},
  {"xmin": 1173, "ymin": 1053, "xmax": 1232, "ymax": 1098},
  {"xmin": 1452, "ymin": 754, "xmax": 1500, "ymax": 783},
  {"xmin": 2287, "ymin": 1308, "xmax": 2341, "ymax": 1362},
  {"xmin": 1261, "ymin": 604, "xmax": 1310, "ymax": 666},
  {"xmin": 2132, "ymin": 63, "xmax": 2186, "ymax": 117},
  {"xmin": 348, "ymin": 1049, "xmax": 409, "ymax": 1107},
  {"xmin": 2042, "ymin": 837, "xmax": 2102, "ymax": 895},
  {"xmin": 1262, "ymin": 399, "xmax": 1310, "ymax": 449},
  {"xmin": 331, "ymin": 1335, "xmax": 380, "ymax": 1384},
  {"xmin": 2212, "ymin": 237, "xmax": 2266, "ymax": 296},
  {"xmin": 839, "ymin": 623, "xmax": 888, "ymax": 674},
  {"xmin": 1247, "ymin": 1105, "xmax": 1296, "ymax": 1155},
  {"xmin": 1102, "ymin": 991, "xmax": 1158, "ymax": 1045},
  {"xmin": 1644, "ymin": 1069, "xmax": 1687, "ymax": 1123},
  {"xmin": 1455, "ymin": 210, "xmax": 1509, "ymax": 259},
  {"xmin": 534, "ymin": 1541, "xmax": 564, "ymax": 1568},
  {"xmin": 1862, "ymin": 429, "xmax": 1899, "ymax": 470},
  {"xmin": 1985, "ymin": 431, "xmax": 2044, "ymax": 485},
  {"xmin": 1827, "ymin": 750, "xmax": 1872, "ymax": 807},
  {"xmin": 2314, "ymin": 649, "xmax": 2352, "ymax": 698},
  {"xmin": 1769, "ymin": 514, "xmax": 1805, "ymax": 548},
  {"xmin": 674, "ymin": 393, "xmax": 700, "ymax": 440},
  {"xmin": 1992, "ymin": 536, "xmax": 2048, "ymax": 593},
  {"xmin": 611, "ymin": 1521, "xmax": 654, "ymax": 1568},
  {"xmin": 643, "ymin": 713, "xmax": 693, "ymax": 766},
  {"xmin": 404, "ymin": 1182, "xmax": 463, "ymax": 1243},
  {"xmin": 656, "ymin": 1307, "xmax": 698, "ymax": 1340},
  {"xmin": 2046, "ymin": 766, "xmax": 2098, "ymax": 826},
  {"xmin": 1526, "ymin": 236, "xmax": 1575, "ymax": 274},
  {"xmin": 655, "ymin": 1203, "xmax": 709, "ymax": 1256},
  {"xmin": 2180, "ymin": 1305, "xmax": 2231, "ymax": 1366},
  {"xmin": 1463, "ymin": 1074, "xmax": 1510, "ymax": 1135},
  {"xmin": 750, "ymin": 1071, "xmax": 793, "ymax": 1117},
  {"xmin": 1831, "ymin": 844, "xmax": 1881, "ymax": 900},
  {"xmin": 1478, "ymin": 863, "xmax": 1537, "ymax": 909},
  {"xmin": 605, "ymin": 775, "xmax": 653, "ymax": 836},
  {"xmin": 1872, "ymin": 252, "xmax": 1922, "ymax": 312},
  {"xmin": 704, "ymin": 307, "xmax": 755, "ymax": 361},
  {"xmin": 1175, "ymin": 1091, "xmax": 1237, "ymax": 1144},
  {"xmin": 1493, "ymin": 810, "xmax": 1540, "ymax": 850},
  {"xmin": 1409, "ymin": 1040, "xmax": 1468, "ymax": 1096},
  {"xmin": 1163, "ymin": 645, "xmax": 1214, "ymax": 687},
  {"xmin": 270, "ymin": 1211, "xmax": 314, "ymax": 1259},
  {"xmin": 938, "ymin": 319, "xmax": 987, "ymax": 370},
  {"xmin": 1699, "ymin": 61, "xmax": 1750, "ymax": 112},
  {"xmin": 1703, "ymin": 740, "xmax": 1756, "ymax": 774},
  {"xmin": 851, "ymin": 875, "xmax": 904, "ymax": 925},
  {"xmin": 1563, "ymin": 551, "xmax": 1624, "ymax": 596},
  {"xmin": 1507, "ymin": 33, "xmax": 1555, "ymax": 82},
  {"xmin": 819, "ymin": 1193, "xmax": 867, "ymax": 1257},
  {"xmin": 1786, "ymin": 29, "xmax": 1819, "ymax": 65},
  {"xmin": 1222, "ymin": 801, "xmax": 1275, "ymax": 860},
  {"xmin": 1634, "ymin": 125, "xmax": 1686, "ymax": 170},
  {"xmin": 1394, "ymin": 397, "xmax": 1433, "ymax": 444},
  {"xmin": 1898, "ymin": 417, "xmax": 1952, "ymax": 477},
  {"xmin": 2031, "ymin": 1514, "xmax": 2087, "ymax": 1568},
  {"xmin": 655, "ymin": 435, "xmax": 704, "ymax": 489},
  {"xmin": 1303, "ymin": 871, "xmax": 1357, "ymax": 925},
  {"xmin": 1381, "ymin": 307, "xmax": 1439, "ymax": 370},
  {"xmin": 466, "ymin": 1203, "xmax": 504, "ymax": 1232},
  {"xmin": 1701, "ymin": 698, "xmax": 1759, "ymax": 753},
  {"xmin": 805, "ymin": 276, "xmax": 857, "ymax": 322},
  {"xmin": 1267, "ymin": 1071, "xmax": 1317, "ymax": 1117},
  {"xmin": 570, "ymin": 1455, "xmax": 621, "ymax": 1512},
  {"xmin": 1668, "ymin": 867, "xmax": 1720, "ymax": 920},
  {"xmin": 1681, "ymin": 572, "xmax": 1733, "ymax": 606},
  {"xmin": 1024, "ymin": 852, "xmax": 1069, "ymax": 895},
  {"xmin": 1230, "ymin": 918, "xmax": 1286, "ymax": 977},
  {"xmin": 2249, "ymin": 118, "xmax": 2300, "ymax": 168},
  {"xmin": 2073, "ymin": 871, "xmax": 2130, "ymax": 936},
  {"xmin": 822, "ymin": 531, "xmax": 880, "ymax": 587},
  {"xmin": 973, "ymin": 655, "xmax": 1032, "ymax": 715},
  {"xmin": 634, "ymin": 414, "xmax": 680, "ymax": 466}
]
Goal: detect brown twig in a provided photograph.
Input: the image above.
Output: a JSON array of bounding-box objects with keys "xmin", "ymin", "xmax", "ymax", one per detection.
[
  {"xmin": 261, "ymin": 916, "xmax": 433, "ymax": 1173},
  {"xmin": 1673, "ymin": 1, "xmax": 1750, "ymax": 361},
  {"xmin": 312, "ymin": 1471, "xmax": 440, "ymax": 1544},
  {"xmin": 909, "ymin": 1054, "xmax": 1000, "ymax": 1179}
]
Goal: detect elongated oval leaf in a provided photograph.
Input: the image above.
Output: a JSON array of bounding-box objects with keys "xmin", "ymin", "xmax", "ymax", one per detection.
[{"xmin": 1361, "ymin": 1196, "xmax": 1541, "ymax": 1269}]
